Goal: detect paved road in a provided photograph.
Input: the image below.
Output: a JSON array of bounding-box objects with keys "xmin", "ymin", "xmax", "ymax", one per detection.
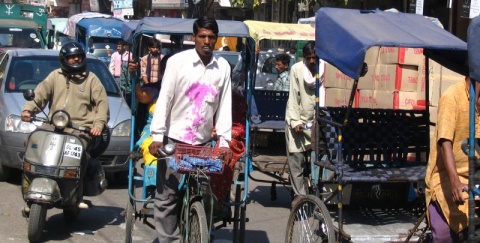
[{"xmin": 0, "ymin": 169, "xmax": 423, "ymax": 242}]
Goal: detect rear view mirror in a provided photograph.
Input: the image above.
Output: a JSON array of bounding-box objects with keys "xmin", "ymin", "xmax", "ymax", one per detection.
[{"xmin": 23, "ymin": 89, "xmax": 35, "ymax": 101}]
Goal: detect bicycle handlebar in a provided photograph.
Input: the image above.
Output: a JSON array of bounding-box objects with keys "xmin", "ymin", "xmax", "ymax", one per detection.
[{"xmin": 316, "ymin": 116, "xmax": 343, "ymax": 128}]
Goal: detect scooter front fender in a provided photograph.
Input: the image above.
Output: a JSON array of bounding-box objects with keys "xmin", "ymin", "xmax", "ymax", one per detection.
[{"xmin": 24, "ymin": 178, "xmax": 61, "ymax": 203}]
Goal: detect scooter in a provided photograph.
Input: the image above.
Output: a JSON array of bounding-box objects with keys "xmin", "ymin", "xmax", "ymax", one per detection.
[{"xmin": 20, "ymin": 89, "xmax": 109, "ymax": 242}]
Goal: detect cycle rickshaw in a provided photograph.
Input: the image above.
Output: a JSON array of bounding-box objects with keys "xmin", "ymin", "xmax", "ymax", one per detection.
[
  {"xmin": 285, "ymin": 7, "xmax": 474, "ymax": 242},
  {"xmin": 121, "ymin": 17, "xmax": 255, "ymax": 242},
  {"xmin": 241, "ymin": 20, "xmax": 316, "ymax": 201}
]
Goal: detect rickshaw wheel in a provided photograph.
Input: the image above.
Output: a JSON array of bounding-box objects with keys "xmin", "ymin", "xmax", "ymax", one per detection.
[
  {"xmin": 125, "ymin": 178, "xmax": 137, "ymax": 243},
  {"xmin": 233, "ymin": 203, "xmax": 246, "ymax": 243},
  {"xmin": 285, "ymin": 195, "xmax": 335, "ymax": 243},
  {"xmin": 186, "ymin": 201, "xmax": 209, "ymax": 243},
  {"xmin": 125, "ymin": 198, "xmax": 136, "ymax": 243},
  {"xmin": 233, "ymin": 177, "xmax": 246, "ymax": 242}
]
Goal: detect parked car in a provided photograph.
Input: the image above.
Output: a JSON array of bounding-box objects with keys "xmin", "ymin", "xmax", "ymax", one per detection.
[
  {"xmin": 0, "ymin": 48, "xmax": 131, "ymax": 181},
  {"xmin": 213, "ymin": 50, "xmax": 245, "ymax": 88},
  {"xmin": 255, "ymin": 50, "xmax": 296, "ymax": 89}
]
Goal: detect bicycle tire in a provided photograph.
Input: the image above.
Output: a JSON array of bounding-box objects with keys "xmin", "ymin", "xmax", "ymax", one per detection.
[
  {"xmin": 285, "ymin": 195, "xmax": 335, "ymax": 243},
  {"xmin": 124, "ymin": 198, "xmax": 136, "ymax": 243},
  {"xmin": 125, "ymin": 168, "xmax": 137, "ymax": 243},
  {"xmin": 186, "ymin": 201, "xmax": 209, "ymax": 243}
]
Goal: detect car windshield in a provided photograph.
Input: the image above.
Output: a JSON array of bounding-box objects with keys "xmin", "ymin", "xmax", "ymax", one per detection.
[
  {"xmin": 213, "ymin": 51, "xmax": 245, "ymax": 87},
  {"xmin": 5, "ymin": 56, "xmax": 121, "ymax": 96},
  {"xmin": 214, "ymin": 51, "xmax": 241, "ymax": 67},
  {"xmin": 0, "ymin": 27, "xmax": 43, "ymax": 48},
  {"xmin": 89, "ymin": 39, "xmax": 119, "ymax": 66}
]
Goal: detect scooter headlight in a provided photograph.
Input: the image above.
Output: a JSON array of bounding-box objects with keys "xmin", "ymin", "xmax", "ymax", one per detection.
[{"xmin": 52, "ymin": 111, "xmax": 70, "ymax": 129}]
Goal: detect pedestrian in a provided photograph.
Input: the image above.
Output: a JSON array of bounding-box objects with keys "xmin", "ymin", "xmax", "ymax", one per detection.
[
  {"xmin": 109, "ymin": 40, "xmax": 132, "ymax": 101},
  {"xmin": 285, "ymin": 41, "xmax": 323, "ymax": 207},
  {"xmin": 148, "ymin": 16, "xmax": 232, "ymax": 242},
  {"xmin": 140, "ymin": 38, "xmax": 163, "ymax": 84},
  {"xmin": 425, "ymin": 76, "xmax": 480, "ymax": 242},
  {"xmin": 274, "ymin": 53, "xmax": 291, "ymax": 91}
]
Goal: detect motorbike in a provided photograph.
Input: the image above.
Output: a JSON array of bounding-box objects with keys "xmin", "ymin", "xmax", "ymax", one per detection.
[{"xmin": 20, "ymin": 89, "xmax": 109, "ymax": 242}]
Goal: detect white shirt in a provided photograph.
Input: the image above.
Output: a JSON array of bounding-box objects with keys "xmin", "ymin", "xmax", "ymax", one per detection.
[{"xmin": 150, "ymin": 49, "xmax": 232, "ymax": 147}]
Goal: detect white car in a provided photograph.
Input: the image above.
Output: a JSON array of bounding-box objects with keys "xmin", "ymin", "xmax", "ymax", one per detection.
[
  {"xmin": 0, "ymin": 48, "xmax": 131, "ymax": 181},
  {"xmin": 254, "ymin": 50, "xmax": 296, "ymax": 89}
]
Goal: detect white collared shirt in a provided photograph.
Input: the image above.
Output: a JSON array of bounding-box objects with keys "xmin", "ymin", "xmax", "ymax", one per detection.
[{"xmin": 150, "ymin": 49, "xmax": 232, "ymax": 147}]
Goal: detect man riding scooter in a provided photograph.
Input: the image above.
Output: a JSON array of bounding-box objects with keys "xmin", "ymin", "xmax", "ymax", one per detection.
[{"xmin": 21, "ymin": 41, "xmax": 110, "ymax": 209}]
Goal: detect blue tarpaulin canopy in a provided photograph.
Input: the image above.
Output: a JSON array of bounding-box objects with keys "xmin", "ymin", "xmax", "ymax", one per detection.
[
  {"xmin": 76, "ymin": 17, "xmax": 124, "ymax": 38},
  {"xmin": 132, "ymin": 17, "xmax": 250, "ymax": 38},
  {"xmin": 315, "ymin": 8, "xmax": 468, "ymax": 80},
  {"xmin": 121, "ymin": 20, "xmax": 139, "ymax": 44}
]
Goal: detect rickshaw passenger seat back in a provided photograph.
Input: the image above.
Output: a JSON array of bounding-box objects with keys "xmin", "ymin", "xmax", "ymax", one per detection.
[
  {"xmin": 253, "ymin": 90, "xmax": 289, "ymax": 121},
  {"xmin": 323, "ymin": 107, "xmax": 430, "ymax": 168}
]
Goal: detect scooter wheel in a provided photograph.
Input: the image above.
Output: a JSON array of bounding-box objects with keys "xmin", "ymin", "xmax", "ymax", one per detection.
[{"xmin": 28, "ymin": 203, "xmax": 47, "ymax": 242}]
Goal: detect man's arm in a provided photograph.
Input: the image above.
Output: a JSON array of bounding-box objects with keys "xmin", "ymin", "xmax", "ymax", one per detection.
[
  {"xmin": 140, "ymin": 55, "xmax": 148, "ymax": 84},
  {"xmin": 286, "ymin": 65, "xmax": 303, "ymax": 131},
  {"xmin": 108, "ymin": 53, "xmax": 115, "ymax": 75},
  {"xmin": 439, "ymin": 139, "xmax": 466, "ymax": 204},
  {"xmin": 23, "ymin": 73, "xmax": 54, "ymax": 114},
  {"xmin": 436, "ymin": 89, "xmax": 466, "ymax": 204},
  {"xmin": 214, "ymin": 64, "xmax": 232, "ymax": 148},
  {"xmin": 150, "ymin": 57, "xmax": 176, "ymax": 143}
]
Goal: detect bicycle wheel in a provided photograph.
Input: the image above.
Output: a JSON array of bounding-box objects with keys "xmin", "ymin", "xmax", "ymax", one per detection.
[
  {"xmin": 186, "ymin": 201, "xmax": 209, "ymax": 243},
  {"xmin": 285, "ymin": 195, "xmax": 335, "ymax": 243},
  {"xmin": 125, "ymin": 168, "xmax": 137, "ymax": 243}
]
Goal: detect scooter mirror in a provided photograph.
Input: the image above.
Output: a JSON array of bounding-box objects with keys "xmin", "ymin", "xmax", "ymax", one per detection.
[{"xmin": 23, "ymin": 89, "xmax": 35, "ymax": 101}]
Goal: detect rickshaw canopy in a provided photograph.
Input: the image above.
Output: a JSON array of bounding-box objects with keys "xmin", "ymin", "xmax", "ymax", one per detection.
[
  {"xmin": 121, "ymin": 20, "xmax": 139, "ymax": 44},
  {"xmin": 244, "ymin": 20, "xmax": 315, "ymax": 50},
  {"xmin": 315, "ymin": 8, "xmax": 468, "ymax": 80},
  {"xmin": 132, "ymin": 17, "xmax": 250, "ymax": 38}
]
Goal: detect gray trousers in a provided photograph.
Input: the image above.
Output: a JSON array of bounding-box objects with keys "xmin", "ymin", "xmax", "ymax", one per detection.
[
  {"xmin": 154, "ymin": 138, "xmax": 182, "ymax": 243},
  {"xmin": 153, "ymin": 139, "xmax": 212, "ymax": 243},
  {"xmin": 288, "ymin": 150, "xmax": 311, "ymax": 196}
]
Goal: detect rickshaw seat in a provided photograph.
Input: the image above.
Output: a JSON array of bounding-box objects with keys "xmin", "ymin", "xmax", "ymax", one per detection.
[
  {"xmin": 250, "ymin": 90, "xmax": 289, "ymax": 155},
  {"xmin": 318, "ymin": 107, "xmax": 429, "ymax": 183},
  {"xmin": 252, "ymin": 90, "xmax": 289, "ymax": 129}
]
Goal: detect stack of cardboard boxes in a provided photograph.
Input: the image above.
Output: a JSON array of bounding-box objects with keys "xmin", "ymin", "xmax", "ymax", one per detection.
[
  {"xmin": 323, "ymin": 46, "xmax": 465, "ymax": 161},
  {"xmin": 323, "ymin": 46, "xmax": 464, "ymax": 114}
]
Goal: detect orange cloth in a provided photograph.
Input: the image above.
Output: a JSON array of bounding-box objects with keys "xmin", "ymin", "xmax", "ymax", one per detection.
[{"xmin": 210, "ymin": 91, "xmax": 247, "ymax": 201}]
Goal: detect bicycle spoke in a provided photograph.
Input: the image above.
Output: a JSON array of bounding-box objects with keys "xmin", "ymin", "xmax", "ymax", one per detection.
[{"xmin": 287, "ymin": 196, "xmax": 335, "ymax": 243}]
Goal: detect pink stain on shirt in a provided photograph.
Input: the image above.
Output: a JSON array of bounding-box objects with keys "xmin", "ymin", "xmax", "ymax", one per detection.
[{"xmin": 182, "ymin": 82, "xmax": 217, "ymax": 142}]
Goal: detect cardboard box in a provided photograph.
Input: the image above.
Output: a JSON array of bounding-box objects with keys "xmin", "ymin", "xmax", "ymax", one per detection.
[
  {"xmin": 430, "ymin": 74, "xmax": 441, "ymax": 107},
  {"xmin": 394, "ymin": 91, "xmax": 424, "ymax": 110},
  {"xmin": 358, "ymin": 64, "xmax": 418, "ymax": 92},
  {"xmin": 358, "ymin": 90, "xmax": 394, "ymax": 109},
  {"xmin": 429, "ymin": 106, "xmax": 438, "ymax": 124},
  {"xmin": 440, "ymin": 75, "xmax": 464, "ymax": 95},
  {"xmin": 379, "ymin": 47, "xmax": 424, "ymax": 65},
  {"xmin": 407, "ymin": 151, "xmax": 427, "ymax": 163},
  {"xmin": 364, "ymin": 46, "xmax": 381, "ymax": 65},
  {"xmin": 324, "ymin": 62, "xmax": 355, "ymax": 89},
  {"xmin": 325, "ymin": 88, "xmax": 358, "ymax": 107}
]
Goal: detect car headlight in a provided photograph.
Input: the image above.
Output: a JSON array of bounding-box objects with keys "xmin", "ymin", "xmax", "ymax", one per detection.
[
  {"xmin": 51, "ymin": 110, "xmax": 70, "ymax": 130},
  {"xmin": 111, "ymin": 119, "xmax": 131, "ymax": 137},
  {"xmin": 5, "ymin": 114, "xmax": 37, "ymax": 133}
]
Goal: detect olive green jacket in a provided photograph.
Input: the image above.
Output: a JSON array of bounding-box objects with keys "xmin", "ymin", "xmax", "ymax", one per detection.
[{"xmin": 23, "ymin": 69, "xmax": 109, "ymax": 131}]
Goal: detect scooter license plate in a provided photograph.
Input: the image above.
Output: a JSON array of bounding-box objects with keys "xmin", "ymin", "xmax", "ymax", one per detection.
[{"xmin": 64, "ymin": 142, "xmax": 83, "ymax": 159}]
